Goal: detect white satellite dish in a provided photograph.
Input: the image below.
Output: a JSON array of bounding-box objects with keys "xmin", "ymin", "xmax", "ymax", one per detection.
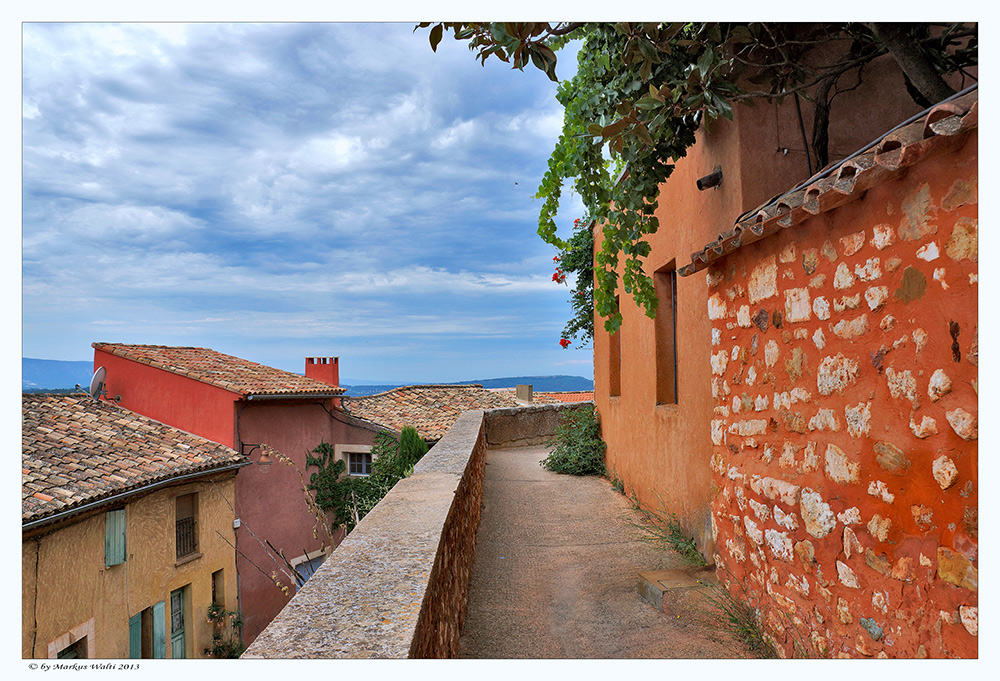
[{"xmin": 88, "ymin": 366, "xmax": 107, "ymax": 400}]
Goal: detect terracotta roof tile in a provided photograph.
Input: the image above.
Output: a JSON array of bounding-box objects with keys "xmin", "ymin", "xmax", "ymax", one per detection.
[
  {"xmin": 680, "ymin": 88, "xmax": 978, "ymax": 276},
  {"xmin": 347, "ymin": 385, "xmax": 525, "ymax": 441},
  {"xmin": 22, "ymin": 393, "xmax": 246, "ymax": 525},
  {"xmin": 92, "ymin": 343, "xmax": 344, "ymax": 397}
]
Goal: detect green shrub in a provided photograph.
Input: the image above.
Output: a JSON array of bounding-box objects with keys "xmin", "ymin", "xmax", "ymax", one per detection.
[
  {"xmin": 541, "ymin": 405, "xmax": 607, "ymax": 476},
  {"xmin": 307, "ymin": 429, "xmax": 428, "ymax": 534}
]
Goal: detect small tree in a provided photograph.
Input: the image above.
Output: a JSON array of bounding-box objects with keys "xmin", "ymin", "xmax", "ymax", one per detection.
[{"xmin": 397, "ymin": 426, "xmax": 429, "ymax": 474}]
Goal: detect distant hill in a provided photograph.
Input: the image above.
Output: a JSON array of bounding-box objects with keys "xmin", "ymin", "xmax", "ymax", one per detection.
[
  {"xmin": 23, "ymin": 358, "xmax": 93, "ymax": 392},
  {"xmin": 22, "ymin": 358, "xmax": 593, "ymax": 398},
  {"xmin": 341, "ymin": 375, "xmax": 594, "ymax": 397}
]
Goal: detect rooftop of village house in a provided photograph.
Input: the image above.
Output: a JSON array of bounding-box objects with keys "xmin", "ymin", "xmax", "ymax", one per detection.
[
  {"xmin": 22, "ymin": 393, "xmax": 246, "ymax": 525},
  {"xmin": 344, "ymin": 384, "xmax": 568, "ymax": 441},
  {"xmin": 92, "ymin": 342, "xmax": 345, "ymax": 397}
]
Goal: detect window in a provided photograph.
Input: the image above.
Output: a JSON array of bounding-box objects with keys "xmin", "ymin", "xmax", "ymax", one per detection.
[
  {"xmin": 654, "ymin": 263, "xmax": 678, "ymax": 404},
  {"xmin": 170, "ymin": 587, "xmax": 188, "ymax": 658},
  {"xmin": 290, "ymin": 550, "xmax": 327, "ymax": 592},
  {"xmin": 175, "ymin": 493, "xmax": 198, "ymax": 561},
  {"xmin": 56, "ymin": 638, "xmax": 87, "ymax": 659},
  {"xmin": 129, "ymin": 602, "xmax": 166, "ymax": 659},
  {"xmin": 609, "ymin": 296, "xmax": 622, "ymax": 397},
  {"xmin": 105, "ymin": 508, "xmax": 126, "ymax": 567},
  {"xmin": 348, "ymin": 451, "xmax": 372, "ymax": 476},
  {"xmin": 211, "ymin": 569, "xmax": 225, "ymax": 607}
]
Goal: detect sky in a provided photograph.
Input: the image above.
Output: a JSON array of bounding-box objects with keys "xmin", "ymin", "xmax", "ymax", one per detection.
[{"xmin": 21, "ymin": 21, "xmax": 592, "ymax": 383}]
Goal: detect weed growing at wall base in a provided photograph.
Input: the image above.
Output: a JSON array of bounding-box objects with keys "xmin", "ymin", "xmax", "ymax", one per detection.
[{"xmin": 541, "ymin": 405, "xmax": 607, "ymax": 476}]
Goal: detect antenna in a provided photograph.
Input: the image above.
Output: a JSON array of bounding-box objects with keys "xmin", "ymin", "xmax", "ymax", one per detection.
[{"xmin": 88, "ymin": 366, "xmax": 107, "ymax": 400}]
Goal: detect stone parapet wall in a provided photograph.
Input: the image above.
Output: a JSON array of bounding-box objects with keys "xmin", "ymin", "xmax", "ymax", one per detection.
[
  {"xmin": 484, "ymin": 401, "xmax": 592, "ymax": 449},
  {"xmin": 243, "ymin": 403, "xmax": 574, "ymax": 658},
  {"xmin": 705, "ymin": 133, "xmax": 977, "ymax": 658}
]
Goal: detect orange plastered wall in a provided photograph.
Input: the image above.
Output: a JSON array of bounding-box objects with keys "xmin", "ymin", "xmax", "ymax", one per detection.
[{"xmin": 706, "ymin": 133, "xmax": 977, "ymax": 658}]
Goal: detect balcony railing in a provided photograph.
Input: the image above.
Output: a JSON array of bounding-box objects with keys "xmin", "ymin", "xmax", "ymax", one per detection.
[{"xmin": 243, "ymin": 402, "xmax": 587, "ymax": 659}]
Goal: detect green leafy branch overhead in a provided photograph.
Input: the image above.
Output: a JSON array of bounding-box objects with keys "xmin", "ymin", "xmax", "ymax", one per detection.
[{"xmin": 419, "ymin": 22, "xmax": 976, "ymax": 337}]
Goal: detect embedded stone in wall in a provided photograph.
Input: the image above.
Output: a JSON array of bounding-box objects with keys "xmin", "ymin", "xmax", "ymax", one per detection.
[
  {"xmin": 780, "ymin": 243, "xmax": 797, "ymax": 263},
  {"xmin": 933, "ymin": 268, "xmax": 949, "ymax": 290},
  {"xmin": 927, "ymin": 369, "xmax": 952, "ymax": 402},
  {"xmin": 711, "ymin": 420, "xmax": 725, "ymax": 446},
  {"xmin": 885, "ymin": 367, "xmax": 917, "ymax": 404},
  {"xmin": 833, "ymin": 262, "xmax": 856, "ymax": 290},
  {"xmin": 867, "ymin": 514, "xmax": 891, "ymax": 542},
  {"xmin": 894, "ymin": 267, "xmax": 927, "ymax": 304},
  {"xmin": 867, "ymin": 480, "xmax": 895, "ymax": 504},
  {"xmin": 911, "ymin": 504, "xmax": 933, "ymax": 527},
  {"xmin": 943, "ymin": 177, "xmax": 977, "ymax": 212},
  {"xmin": 800, "ymin": 488, "xmax": 836, "ymax": 538},
  {"xmin": 802, "ymin": 248, "xmax": 819, "ymax": 274},
  {"xmin": 845, "ymin": 402, "xmax": 871, "ymax": 437},
  {"xmin": 813, "ymin": 296, "xmax": 831, "ymax": 320},
  {"xmin": 899, "ymin": 183, "xmax": 936, "ymax": 241},
  {"xmin": 748, "ymin": 255, "xmax": 778, "ymax": 304},
  {"xmin": 817, "ymin": 354, "xmax": 859, "ymax": 395},
  {"xmin": 764, "ymin": 339, "xmax": 780, "ymax": 367},
  {"xmin": 916, "ymin": 242, "xmax": 940, "ymax": 261},
  {"xmin": 726, "ymin": 536, "xmax": 747, "ymax": 562},
  {"xmin": 960, "ymin": 606, "xmax": 978, "ymax": 637},
  {"xmin": 809, "ymin": 409, "xmax": 841, "ymax": 432},
  {"xmin": 774, "ymin": 506, "xmax": 799, "ymax": 530},
  {"xmin": 945, "ymin": 408, "xmax": 977, "ymax": 440},
  {"xmin": 759, "ymin": 477, "xmax": 800, "ymax": 506},
  {"xmin": 812, "ymin": 328, "xmax": 826, "ymax": 350},
  {"xmin": 836, "ymin": 560, "xmax": 861, "ymax": 588},
  {"xmin": 785, "ymin": 347, "xmax": 806, "ymax": 382},
  {"xmin": 844, "ymin": 526, "xmax": 864, "ymax": 559},
  {"xmin": 784, "ymin": 288, "xmax": 811, "ymax": 323},
  {"xmin": 825, "ymin": 443, "xmax": 860, "ymax": 484},
  {"xmin": 945, "ymin": 217, "xmax": 978, "ymax": 262},
  {"xmin": 871, "ymin": 224, "xmax": 895, "ymax": 250},
  {"xmin": 837, "ymin": 507, "xmax": 861, "ymax": 525},
  {"xmin": 821, "ymin": 240, "xmax": 838, "ymax": 262},
  {"xmin": 840, "ymin": 231, "xmax": 865, "ymax": 257},
  {"xmin": 855, "ymin": 258, "xmax": 882, "ymax": 282},
  {"xmin": 708, "ymin": 294, "xmax": 729, "ymax": 321},
  {"xmin": 831, "ymin": 314, "xmax": 869, "ymax": 340},
  {"xmin": 912, "ymin": 328, "xmax": 928, "ymax": 353},
  {"xmin": 744, "ymin": 516, "xmax": 764, "ymax": 545},
  {"xmin": 837, "ymin": 597, "xmax": 853, "ymax": 624},
  {"xmin": 737, "ymin": 305, "xmax": 752, "ymax": 328},
  {"xmin": 874, "ymin": 441, "xmax": 910, "ymax": 475},
  {"xmin": 765, "ymin": 528, "xmax": 794, "ymax": 562},
  {"xmin": 910, "ymin": 415, "xmax": 938, "ymax": 439},
  {"xmin": 932, "ymin": 455, "xmax": 959, "ymax": 490},
  {"xmin": 711, "ymin": 350, "xmax": 729, "ymax": 376},
  {"xmin": 937, "ymin": 547, "xmax": 977, "ymax": 591},
  {"xmin": 864, "ymin": 286, "xmax": 889, "ymax": 312}
]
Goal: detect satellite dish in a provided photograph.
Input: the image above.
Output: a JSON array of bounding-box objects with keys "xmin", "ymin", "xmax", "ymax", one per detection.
[{"xmin": 89, "ymin": 366, "xmax": 107, "ymax": 400}]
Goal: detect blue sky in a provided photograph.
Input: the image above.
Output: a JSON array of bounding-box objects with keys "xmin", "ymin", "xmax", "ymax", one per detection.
[{"xmin": 21, "ymin": 22, "xmax": 591, "ymax": 383}]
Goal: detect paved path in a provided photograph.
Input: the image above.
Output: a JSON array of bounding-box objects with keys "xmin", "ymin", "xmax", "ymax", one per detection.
[{"xmin": 458, "ymin": 445, "xmax": 746, "ymax": 659}]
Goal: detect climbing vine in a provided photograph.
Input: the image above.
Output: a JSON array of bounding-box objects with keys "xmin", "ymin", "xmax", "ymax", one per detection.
[{"xmin": 420, "ymin": 22, "xmax": 976, "ymax": 337}]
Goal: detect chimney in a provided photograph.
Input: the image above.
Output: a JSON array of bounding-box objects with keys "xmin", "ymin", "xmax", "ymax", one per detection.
[
  {"xmin": 305, "ymin": 357, "xmax": 340, "ymax": 387},
  {"xmin": 515, "ymin": 384, "xmax": 533, "ymax": 403}
]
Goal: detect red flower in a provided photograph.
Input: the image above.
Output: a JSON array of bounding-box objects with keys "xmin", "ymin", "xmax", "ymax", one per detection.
[
  {"xmin": 553, "ymin": 255, "xmax": 560, "ymax": 262},
  {"xmin": 559, "ymin": 338, "xmax": 571, "ymax": 348}
]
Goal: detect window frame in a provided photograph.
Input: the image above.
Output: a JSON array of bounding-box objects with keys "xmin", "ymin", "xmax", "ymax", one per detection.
[
  {"xmin": 334, "ymin": 443, "xmax": 374, "ymax": 478},
  {"xmin": 654, "ymin": 262, "xmax": 679, "ymax": 405},
  {"xmin": 174, "ymin": 493, "xmax": 200, "ymax": 563}
]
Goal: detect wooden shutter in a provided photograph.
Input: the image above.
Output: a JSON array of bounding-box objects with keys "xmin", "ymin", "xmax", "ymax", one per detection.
[
  {"xmin": 151, "ymin": 601, "xmax": 166, "ymax": 659},
  {"xmin": 105, "ymin": 509, "xmax": 126, "ymax": 567},
  {"xmin": 170, "ymin": 588, "xmax": 186, "ymax": 658},
  {"xmin": 128, "ymin": 613, "xmax": 141, "ymax": 659}
]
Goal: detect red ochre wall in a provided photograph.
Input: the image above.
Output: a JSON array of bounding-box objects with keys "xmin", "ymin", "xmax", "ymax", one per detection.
[
  {"xmin": 705, "ymin": 132, "xmax": 977, "ymax": 658},
  {"xmin": 234, "ymin": 400, "xmax": 376, "ymax": 644},
  {"xmin": 594, "ymin": 62, "xmax": 921, "ymax": 558},
  {"xmin": 95, "ymin": 350, "xmax": 240, "ymax": 448}
]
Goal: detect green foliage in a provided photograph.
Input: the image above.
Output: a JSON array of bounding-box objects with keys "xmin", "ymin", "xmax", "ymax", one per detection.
[
  {"xmin": 420, "ymin": 22, "xmax": 976, "ymax": 335},
  {"xmin": 307, "ymin": 430, "xmax": 428, "ymax": 534},
  {"xmin": 629, "ymin": 504, "xmax": 707, "ymax": 567},
  {"xmin": 204, "ymin": 604, "xmax": 244, "ymax": 658},
  {"xmin": 698, "ymin": 577, "xmax": 778, "ymax": 659},
  {"xmin": 554, "ymin": 218, "xmax": 595, "ymax": 345},
  {"xmin": 541, "ymin": 406, "xmax": 607, "ymax": 476}
]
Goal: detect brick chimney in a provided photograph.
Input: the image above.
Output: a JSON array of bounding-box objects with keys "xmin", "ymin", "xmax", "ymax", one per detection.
[{"xmin": 305, "ymin": 357, "xmax": 340, "ymax": 387}]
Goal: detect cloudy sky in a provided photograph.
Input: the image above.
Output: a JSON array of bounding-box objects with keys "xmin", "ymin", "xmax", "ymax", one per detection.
[{"xmin": 21, "ymin": 22, "xmax": 591, "ymax": 383}]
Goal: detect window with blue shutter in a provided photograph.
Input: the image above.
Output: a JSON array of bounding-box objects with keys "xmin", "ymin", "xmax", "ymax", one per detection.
[
  {"xmin": 151, "ymin": 601, "xmax": 166, "ymax": 659},
  {"xmin": 105, "ymin": 509, "xmax": 126, "ymax": 567},
  {"xmin": 128, "ymin": 613, "xmax": 141, "ymax": 658}
]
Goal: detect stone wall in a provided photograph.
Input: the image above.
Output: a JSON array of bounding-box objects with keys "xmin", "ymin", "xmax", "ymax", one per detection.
[
  {"xmin": 243, "ymin": 403, "xmax": 573, "ymax": 658},
  {"xmin": 705, "ymin": 132, "xmax": 977, "ymax": 657},
  {"xmin": 485, "ymin": 402, "xmax": 591, "ymax": 448}
]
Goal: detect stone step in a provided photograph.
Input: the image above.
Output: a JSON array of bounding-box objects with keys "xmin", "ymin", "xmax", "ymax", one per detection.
[{"xmin": 638, "ymin": 567, "xmax": 718, "ymax": 617}]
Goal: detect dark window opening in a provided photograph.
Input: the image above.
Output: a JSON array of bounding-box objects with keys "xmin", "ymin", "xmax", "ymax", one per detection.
[{"xmin": 655, "ymin": 264, "xmax": 678, "ymax": 404}]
